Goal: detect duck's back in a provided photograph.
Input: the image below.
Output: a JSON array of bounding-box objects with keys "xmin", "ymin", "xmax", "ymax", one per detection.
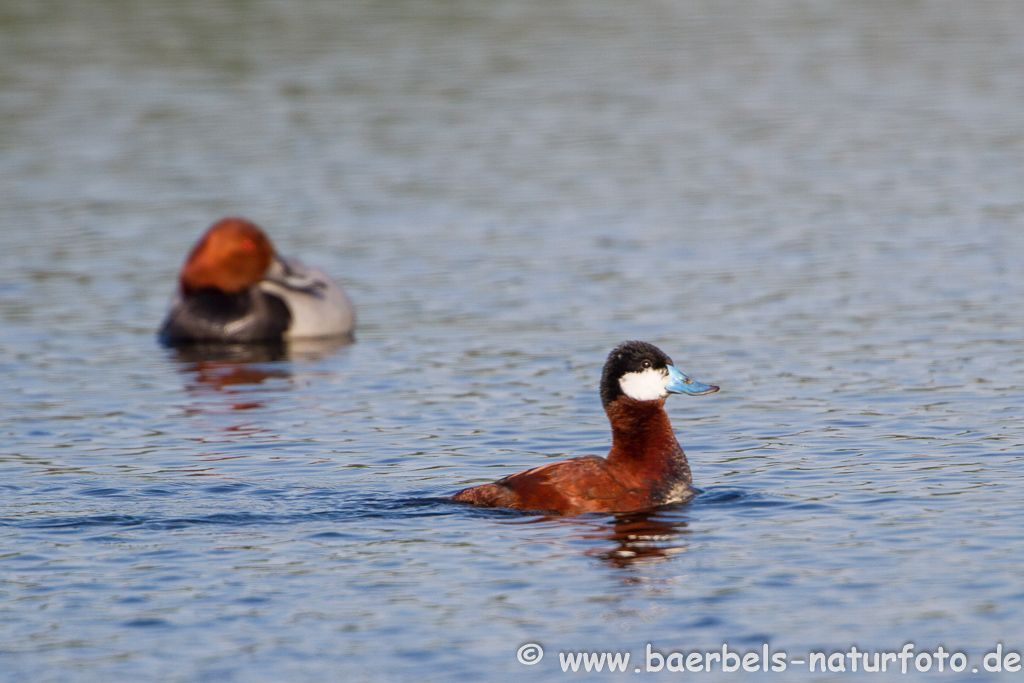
[
  {"xmin": 258, "ymin": 260, "xmax": 354, "ymax": 340},
  {"xmin": 453, "ymin": 455, "xmax": 640, "ymax": 515}
]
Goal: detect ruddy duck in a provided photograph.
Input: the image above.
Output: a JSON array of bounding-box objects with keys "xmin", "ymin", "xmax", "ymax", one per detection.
[
  {"xmin": 452, "ymin": 341, "xmax": 718, "ymax": 515},
  {"xmin": 159, "ymin": 218, "xmax": 354, "ymax": 345}
]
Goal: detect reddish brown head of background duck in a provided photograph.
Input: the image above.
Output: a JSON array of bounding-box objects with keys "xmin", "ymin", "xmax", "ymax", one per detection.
[
  {"xmin": 452, "ymin": 341, "xmax": 719, "ymax": 516},
  {"xmin": 178, "ymin": 218, "xmax": 275, "ymax": 295}
]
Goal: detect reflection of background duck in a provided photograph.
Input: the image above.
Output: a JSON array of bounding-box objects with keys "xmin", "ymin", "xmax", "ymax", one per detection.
[{"xmin": 168, "ymin": 337, "xmax": 353, "ymax": 411}]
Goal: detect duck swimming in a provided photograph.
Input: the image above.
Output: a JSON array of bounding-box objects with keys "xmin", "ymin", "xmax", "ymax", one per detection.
[
  {"xmin": 159, "ymin": 218, "xmax": 354, "ymax": 345},
  {"xmin": 452, "ymin": 341, "xmax": 719, "ymax": 516}
]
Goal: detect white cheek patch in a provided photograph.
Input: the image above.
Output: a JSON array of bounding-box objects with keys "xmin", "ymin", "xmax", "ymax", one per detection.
[{"xmin": 618, "ymin": 368, "xmax": 669, "ymax": 401}]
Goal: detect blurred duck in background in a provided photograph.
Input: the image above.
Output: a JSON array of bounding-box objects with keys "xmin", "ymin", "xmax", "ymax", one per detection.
[{"xmin": 159, "ymin": 217, "xmax": 354, "ymax": 346}]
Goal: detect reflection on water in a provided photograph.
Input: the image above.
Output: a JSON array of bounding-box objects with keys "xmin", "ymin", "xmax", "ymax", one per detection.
[
  {"xmin": 169, "ymin": 342, "xmax": 291, "ymax": 365},
  {"xmin": 509, "ymin": 510, "xmax": 692, "ymax": 569},
  {"xmin": 580, "ymin": 512, "xmax": 691, "ymax": 570},
  {"xmin": 183, "ymin": 359, "xmax": 290, "ymax": 411},
  {"xmin": 168, "ymin": 335, "xmax": 353, "ymax": 365},
  {"xmin": 169, "ymin": 337, "xmax": 352, "ymax": 409}
]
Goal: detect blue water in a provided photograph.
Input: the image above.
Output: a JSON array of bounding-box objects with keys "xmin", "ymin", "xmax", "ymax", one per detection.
[{"xmin": 2, "ymin": 0, "xmax": 1024, "ymax": 680}]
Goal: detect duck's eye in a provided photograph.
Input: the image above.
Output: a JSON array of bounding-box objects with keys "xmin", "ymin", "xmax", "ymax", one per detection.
[{"xmin": 641, "ymin": 360, "xmax": 652, "ymax": 369}]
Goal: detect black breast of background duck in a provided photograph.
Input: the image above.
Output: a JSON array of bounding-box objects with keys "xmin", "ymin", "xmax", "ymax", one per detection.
[{"xmin": 159, "ymin": 287, "xmax": 291, "ymax": 345}]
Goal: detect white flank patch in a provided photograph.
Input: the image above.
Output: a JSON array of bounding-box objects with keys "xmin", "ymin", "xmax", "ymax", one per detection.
[
  {"xmin": 259, "ymin": 262, "xmax": 355, "ymax": 339},
  {"xmin": 618, "ymin": 367, "xmax": 669, "ymax": 401}
]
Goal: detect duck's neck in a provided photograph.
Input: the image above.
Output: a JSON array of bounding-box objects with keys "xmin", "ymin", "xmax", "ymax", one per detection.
[
  {"xmin": 182, "ymin": 285, "xmax": 260, "ymax": 317},
  {"xmin": 604, "ymin": 396, "xmax": 690, "ymax": 479}
]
